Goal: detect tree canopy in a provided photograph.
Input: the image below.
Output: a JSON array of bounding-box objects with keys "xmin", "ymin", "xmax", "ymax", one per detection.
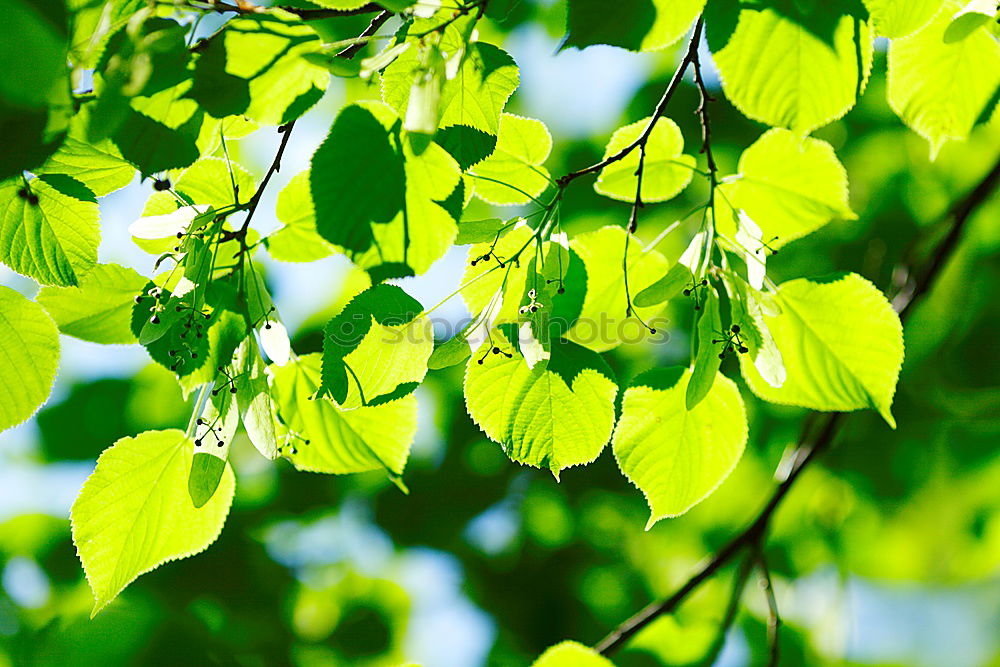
[{"xmin": 1, "ymin": 0, "xmax": 999, "ymax": 665}]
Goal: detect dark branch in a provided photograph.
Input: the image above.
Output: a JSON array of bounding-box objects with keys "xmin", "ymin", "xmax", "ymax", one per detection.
[
  {"xmin": 594, "ymin": 153, "xmax": 1000, "ymax": 656},
  {"xmin": 280, "ymin": 2, "xmax": 383, "ymax": 19},
  {"xmin": 556, "ymin": 17, "xmax": 706, "ymax": 188},
  {"xmin": 237, "ymin": 9, "xmax": 392, "ymax": 239}
]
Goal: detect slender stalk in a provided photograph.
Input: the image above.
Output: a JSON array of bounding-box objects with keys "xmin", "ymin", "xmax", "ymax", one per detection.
[{"xmin": 555, "ymin": 17, "xmax": 706, "ymax": 188}]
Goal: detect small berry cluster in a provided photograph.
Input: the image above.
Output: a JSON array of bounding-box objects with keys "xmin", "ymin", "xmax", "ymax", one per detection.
[
  {"xmin": 518, "ymin": 288, "xmax": 543, "ymax": 315},
  {"xmin": 211, "ymin": 365, "xmax": 241, "ymax": 396},
  {"xmin": 194, "ymin": 416, "xmax": 225, "ymax": 448},
  {"xmin": 16, "ymin": 187, "xmax": 39, "ymax": 206},
  {"xmin": 712, "ymin": 325, "xmax": 749, "ymax": 360},
  {"xmin": 278, "ymin": 432, "xmax": 311, "ymax": 456},
  {"xmin": 545, "ymin": 277, "xmax": 566, "ymax": 295},
  {"xmin": 470, "ymin": 249, "xmax": 507, "ymax": 268},
  {"xmin": 477, "ymin": 343, "xmax": 513, "ymax": 365},
  {"xmin": 755, "ymin": 235, "xmax": 779, "ymax": 256},
  {"xmin": 683, "ymin": 278, "xmax": 710, "ymax": 310}
]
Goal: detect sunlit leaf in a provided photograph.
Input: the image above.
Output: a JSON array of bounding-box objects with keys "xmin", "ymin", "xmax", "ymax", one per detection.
[
  {"xmin": 71, "ymin": 429, "xmax": 235, "ymax": 615},
  {"xmin": 614, "ymin": 366, "xmax": 747, "ymax": 526}
]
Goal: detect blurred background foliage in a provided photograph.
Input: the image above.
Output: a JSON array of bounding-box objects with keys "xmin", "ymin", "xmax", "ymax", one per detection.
[{"xmin": 2, "ymin": 0, "xmax": 1000, "ymax": 665}]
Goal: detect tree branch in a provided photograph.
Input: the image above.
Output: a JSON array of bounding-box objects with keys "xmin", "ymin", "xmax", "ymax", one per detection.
[
  {"xmin": 594, "ymin": 153, "xmax": 1000, "ymax": 656},
  {"xmin": 236, "ymin": 9, "xmax": 392, "ymax": 240},
  {"xmin": 556, "ymin": 17, "xmax": 705, "ymax": 189}
]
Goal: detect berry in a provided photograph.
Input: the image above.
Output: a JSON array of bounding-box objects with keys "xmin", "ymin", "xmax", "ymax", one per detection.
[
  {"xmin": 150, "ymin": 315, "xmax": 160, "ymax": 325},
  {"xmin": 153, "ymin": 178, "xmax": 171, "ymax": 191},
  {"xmin": 731, "ymin": 325, "xmax": 740, "ymax": 333},
  {"xmin": 739, "ymin": 345, "xmax": 748, "ymax": 353}
]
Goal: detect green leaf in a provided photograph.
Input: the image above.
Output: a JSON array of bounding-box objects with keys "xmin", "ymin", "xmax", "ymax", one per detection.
[
  {"xmin": 70, "ymin": 429, "xmax": 235, "ymax": 615},
  {"xmin": 174, "ymin": 157, "xmax": 256, "ymax": 210},
  {"xmin": 464, "ymin": 335, "xmax": 617, "ymax": 478},
  {"xmin": 460, "ymin": 223, "xmax": 537, "ymax": 324},
  {"xmin": 36, "ymin": 137, "xmax": 135, "ymax": 197},
  {"xmin": 532, "ymin": 641, "xmax": 616, "ymax": 666},
  {"xmin": 738, "ymin": 273, "xmax": 904, "ymax": 427},
  {"xmin": 594, "ymin": 117, "xmax": 695, "ymax": 203},
  {"xmin": 191, "ymin": 10, "xmax": 328, "ymax": 125},
  {"xmin": 37, "ymin": 263, "xmax": 148, "ymax": 344},
  {"xmin": 189, "ymin": 389, "xmax": 238, "ymax": 507},
  {"xmin": 311, "ymin": 104, "xmax": 406, "ymax": 254},
  {"xmin": 0, "ymin": 0, "xmax": 71, "ymax": 180},
  {"xmin": 685, "ymin": 284, "xmax": 722, "ymax": 410},
  {"xmin": 0, "ymin": 174, "xmax": 100, "ymax": 286},
  {"xmin": 944, "ymin": 0, "xmax": 998, "ymax": 43},
  {"xmin": 613, "ymin": 366, "xmax": 747, "ymax": 526},
  {"xmin": 435, "ymin": 124, "xmax": 498, "ymax": 171},
  {"xmin": 320, "ymin": 284, "xmax": 430, "ymax": 407},
  {"xmin": 110, "ymin": 106, "xmax": 202, "ymax": 177},
  {"xmin": 563, "ymin": 0, "xmax": 656, "ymax": 50},
  {"xmin": 455, "ymin": 217, "xmax": 505, "ymax": 245},
  {"xmin": 323, "ymin": 104, "xmax": 461, "ymax": 278},
  {"xmin": 722, "ymin": 272, "xmax": 785, "ymax": 389},
  {"xmin": 0, "ymin": 286, "xmax": 60, "ymax": 433},
  {"xmin": 470, "ymin": 113, "xmax": 552, "ymax": 206},
  {"xmin": 862, "ymin": 0, "xmax": 942, "ymax": 37},
  {"xmin": 563, "ymin": 226, "xmax": 669, "ymax": 352},
  {"xmin": 887, "ymin": 1, "xmax": 1000, "ymax": 157},
  {"xmin": 711, "ymin": 2, "xmax": 873, "ymax": 133},
  {"xmin": 718, "ymin": 128, "xmax": 856, "ymax": 248},
  {"xmin": 642, "ymin": 0, "xmax": 707, "ymax": 50},
  {"xmin": 634, "ymin": 262, "xmax": 692, "ymax": 307},
  {"xmin": 382, "ymin": 42, "xmax": 519, "ymax": 136},
  {"xmin": 234, "ymin": 337, "xmax": 280, "ymax": 460},
  {"xmin": 269, "ymin": 171, "xmax": 335, "ymax": 263},
  {"xmin": 271, "ymin": 354, "xmax": 416, "ymax": 476},
  {"xmin": 428, "ymin": 333, "xmax": 473, "ymax": 370}
]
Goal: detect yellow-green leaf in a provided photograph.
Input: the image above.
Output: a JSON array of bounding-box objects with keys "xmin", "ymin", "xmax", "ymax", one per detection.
[
  {"xmin": 594, "ymin": 116, "xmax": 695, "ymax": 203},
  {"xmin": 613, "ymin": 367, "xmax": 747, "ymax": 527},
  {"xmin": 71, "ymin": 429, "xmax": 235, "ymax": 615}
]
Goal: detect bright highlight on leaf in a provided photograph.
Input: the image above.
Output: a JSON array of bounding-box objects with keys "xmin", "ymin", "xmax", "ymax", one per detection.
[
  {"xmin": 863, "ymin": 0, "xmax": 943, "ymax": 38},
  {"xmin": 465, "ymin": 336, "xmax": 617, "ymax": 478},
  {"xmin": 712, "ymin": 3, "xmax": 874, "ymax": 134},
  {"xmin": 0, "ymin": 286, "xmax": 60, "ymax": 433},
  {"xmin": 613, "ymin": 367, "xmax": 748, "ymax": 527},
  {"xmin": 594, "ymin": 116, "xmax": 695, "ymax": 203},
  {"xmin": 471, "ymin": 113, "xmax": 552, "ymax": 206},
  {"xmin": 271, "ymin": 354, "xmax": 416, "ymax": 476},
  {"xmin": 0, "ymin": 175, "xmax": 99, "ymax": 286},
  {"xmin": 739, "ymin": 273, "xmax": 904, "ymax": 427},
  {"xmin": 719, "ymin": 128, "xmax": 856, "ymax": 248},
  {"xmin": 531, "ymin": 641, "xmax": 616, "ymax": 666},
  {"xmin": 71, "ymin": 429, "xmax": 235, "ymax": 615},
  {"xmin": 37, "ymin": 263, "xmax": 148, "ymax": 344},
  {"xmin": 887, "ymin": 0, "xmax": 1000, "ymax": 158}
]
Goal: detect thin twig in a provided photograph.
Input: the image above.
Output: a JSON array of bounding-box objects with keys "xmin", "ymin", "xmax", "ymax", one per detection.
[
  {"xmin": 335, "ymin": 9, "xmax": 392, "ymax": 59},
  {"xmin": 594, "ymin": 154, "xmax": 1000, "ymax": 656},
  {"xmin": 756, "ymin": 548, "xmax": 781, "ymax": 667},
  {"xmin": 556, "ymin": 17, "xmax": 705, "ymax": 188},
  {"xmin": 697, "ymin": 556, "xmax": 754, "ymax": 667},
  {"xmin": 235, "ymin": 7, "xmax": 392, "ymax": 243}
]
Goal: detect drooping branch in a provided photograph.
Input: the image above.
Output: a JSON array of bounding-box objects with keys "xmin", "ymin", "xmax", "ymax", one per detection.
[
  {"xmin": 593, "ymin": 153, "xmax": 1000, "ymax": 656},
  {"xmin": 556, "ymin": 17, "xmax": 706, "ymax": 189}
]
